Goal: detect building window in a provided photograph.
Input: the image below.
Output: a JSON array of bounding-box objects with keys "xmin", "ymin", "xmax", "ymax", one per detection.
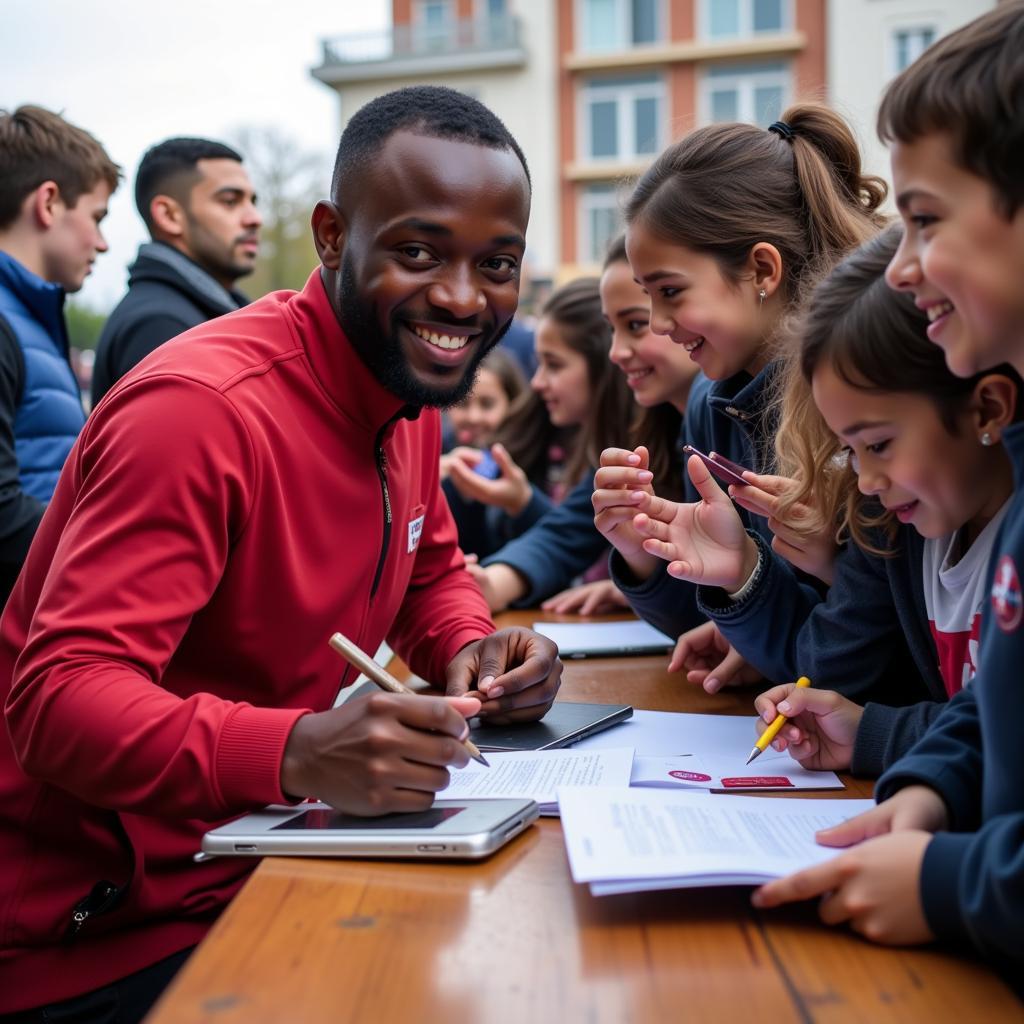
[
  {"xmin": 581, "ymin": 74, "xmax": 665, "ymax": 162},
  {"xmin": 414, "ymin": 0, "xmax": 454, "ymax": 51},
  {"xmin": 700, "ymin": 62, "xmax": 790, "ymax": 127},
  {"xmin": 892, "ymin": 26, "xmax": 936, "ymax": 74},
  {"xmin": 579, "ymin": 184, "xmax": 623, "ymax": 265},
  {"xmin": 701, "ymin": 0, "xmax": 787, "ymax": 40},
  {"xmin": 579, "ymin": 0, "xmax": 663, "ymax": 52}
]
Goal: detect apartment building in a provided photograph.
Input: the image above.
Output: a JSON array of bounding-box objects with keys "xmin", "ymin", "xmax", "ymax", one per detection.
[
  {"xmin": 312, "ymin": 1, "xmax": 994, "ymax": 281},
  {"xmin": 311, "ymin": 1, "xmax": 560, "ymax": 287},
  {"xmin": 558, "ymin": 0, "xmax": 826, "ymax": 275}
]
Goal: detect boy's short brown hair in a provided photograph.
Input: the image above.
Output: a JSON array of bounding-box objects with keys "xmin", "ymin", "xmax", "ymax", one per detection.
[
  {"xmin": 877, "ymin": 3, "xmax": 1024, "ymax": 217},
  {"xmin": 0, "ymin": 105, "xmax": 121, "ymax": 230}
]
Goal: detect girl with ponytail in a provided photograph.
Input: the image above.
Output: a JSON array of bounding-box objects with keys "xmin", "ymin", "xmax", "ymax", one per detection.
[{"xmin": 593, "ymin": 104, "xmax": 886, "ymax": 646}]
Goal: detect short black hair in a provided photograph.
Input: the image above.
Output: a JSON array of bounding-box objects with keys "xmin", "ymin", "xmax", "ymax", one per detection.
[
  {"xmin": 331, "ymin": 86, "xmax": 530, "ymax": 198},
  {"xmin": 135, "ymin": 136, "xmax": 243, "ymax": 232}
]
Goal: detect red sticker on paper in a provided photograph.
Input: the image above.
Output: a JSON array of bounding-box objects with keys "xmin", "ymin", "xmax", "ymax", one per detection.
[
  {"xmin": 668, "ymin": 769, "xmax": 713, "ymax": 782},
  {"xmin": 720, "ymin": 776, "xmax": 793, "ymax": 788}
]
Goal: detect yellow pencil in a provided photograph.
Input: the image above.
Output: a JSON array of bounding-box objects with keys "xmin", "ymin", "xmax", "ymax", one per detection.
[
  {"xmin": 745, "ymin": 676, "xmax": 812, "ymax": 765},
  {"xmin": 328, "ymin": 632, "xmax": 490, "ymax": 767}
]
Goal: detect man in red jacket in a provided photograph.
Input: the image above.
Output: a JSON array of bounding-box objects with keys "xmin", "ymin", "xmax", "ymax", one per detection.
[{"xmin": 0, "ymin": 86, "xmax": 560, "ymax": 1023}]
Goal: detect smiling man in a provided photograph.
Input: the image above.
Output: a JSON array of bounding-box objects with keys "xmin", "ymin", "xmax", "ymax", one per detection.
[
  {"xmin": 92, "ymin": 137, "xmax": 262, "ymax": 405},
  {"xmin": 0, "ymin": 87, "xmax": 560, "ymax": 1023}
]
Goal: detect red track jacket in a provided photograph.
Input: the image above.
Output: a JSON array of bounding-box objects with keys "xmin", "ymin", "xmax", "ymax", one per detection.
[{"xmin": 0, "ymin": 271, "xmax": 495, "ymax": 1011}]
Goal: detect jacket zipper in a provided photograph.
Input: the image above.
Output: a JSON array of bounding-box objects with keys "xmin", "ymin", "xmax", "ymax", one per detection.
[
  {"xmin": 62, "ymin": 804, "xmax": 136, "ymax": 941},
  {"xmin": 66, "ymin": 880, "xmax": 122, "ymax": 939},
  {"xmin": 369, "ymin": 416, "xmax": 399, "ymax": 599},
  {"xmin": 724, "ymin": 404, "xmax": 752, "ymax": 421}
]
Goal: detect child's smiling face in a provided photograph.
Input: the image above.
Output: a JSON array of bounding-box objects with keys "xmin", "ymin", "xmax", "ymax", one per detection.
[
  {"xmin": 886, "ymin": 132, "xmax": 1024, "ymax": 380},
  {"xmin": 812, "ymin": 361, "xmax": 1013, "ymax": 542},
  {"xmin": 625, "ymin": 222, "xmax": 772, "ymax": 382}
]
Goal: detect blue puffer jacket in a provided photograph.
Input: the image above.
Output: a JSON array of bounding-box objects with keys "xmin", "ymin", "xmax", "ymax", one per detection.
[{"xmin": 0, "ymin": 252, "xmax": 86, "ymax": 501}]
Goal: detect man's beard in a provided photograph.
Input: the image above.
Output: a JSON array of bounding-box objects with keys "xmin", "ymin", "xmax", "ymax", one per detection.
[
  {"xmin": 336, "ymin": 253, "xmax": 511, "ymax": 408},
  {"xmin": 186, "ymin": 216, "xmax": 256, "ymax": 284}
]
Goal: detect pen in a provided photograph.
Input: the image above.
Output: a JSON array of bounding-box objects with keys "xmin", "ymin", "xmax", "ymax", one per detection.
[
  {"xmin": 328, "ymin": 631, "xmax": 490, "ymax": 767},
  {"xmin": 745, "ymin": 676, "xmax": 812, "ymax": 765}
]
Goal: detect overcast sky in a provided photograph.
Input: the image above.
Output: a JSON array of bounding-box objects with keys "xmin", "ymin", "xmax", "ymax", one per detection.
[{"xmin": 2, "ymin": 0, "xmax": 389, "ymax": 310}]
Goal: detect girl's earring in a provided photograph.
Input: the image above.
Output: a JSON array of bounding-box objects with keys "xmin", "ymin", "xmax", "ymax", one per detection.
[
  {"xmin": 981, "ymin": 432, "xmax": 994, "ymax": 447},
  {"xmin": 758, "ymin": 288, "xmax": 767, "ymax": 307}
]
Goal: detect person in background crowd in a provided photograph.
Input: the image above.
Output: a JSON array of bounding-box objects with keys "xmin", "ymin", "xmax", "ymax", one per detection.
[
  {"xmin": 0, "ymin": 105, "xmax": 119, "ymax": 601},
  {"xmin": 91, "ymin": 137, "xmax": 261, "ymax": 405},
  {"xmin": 464, "ymin": 276, "xmax": 635, "ymax": 610}
]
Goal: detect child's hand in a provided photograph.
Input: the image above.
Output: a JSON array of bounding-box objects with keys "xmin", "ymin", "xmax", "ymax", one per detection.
[
  {"xmin": 592, "ymin": 446, "xmax": 660, "ymax": 579},
  {"xmin": 729, "ymin": 472, "xmax": 838, "ymax": 586},
  {"xmin": 631, "ymin": 454, "xmax": 759, "ymax": 591},
  {"xmin": 541, "ymin": 579, "xmax": 629, "ymax": 616},
  {"xmin": 753, "ymin": 684, "xmax": 863, "ymax": 771},
  {"xmin": 446, "ymin": 444, "xmax": 533, "ymax": 516},
  {"xmin": 463, "ymin": 557, "xmax": 528, "ymax": 613},
  {"xmin": 816, "ymin": 784, "xmax": 950, "ymax": 845},
  {"xmin": 669, "ymin": 621, "xmax": 763, "ymax": 693},
  {"xmin": 751, "ymin": 831, "xmax": 935, "ymax": 945}
]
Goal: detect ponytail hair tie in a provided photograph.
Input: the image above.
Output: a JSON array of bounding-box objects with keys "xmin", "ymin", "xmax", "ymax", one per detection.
[{"xmin": 768, "ymin": 120, "xmax": 795, "ymax": 142}]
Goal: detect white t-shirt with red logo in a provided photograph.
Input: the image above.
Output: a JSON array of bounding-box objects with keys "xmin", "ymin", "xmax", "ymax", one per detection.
[{"xmin": 922, "ymin": 501, "xmax": 1010, "ymax": 697}]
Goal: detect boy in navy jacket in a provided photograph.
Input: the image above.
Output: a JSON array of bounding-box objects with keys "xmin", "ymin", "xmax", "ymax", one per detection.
[{"xmin": 752, "ymin": 5, "xmax": 1024, "ymax": 968}]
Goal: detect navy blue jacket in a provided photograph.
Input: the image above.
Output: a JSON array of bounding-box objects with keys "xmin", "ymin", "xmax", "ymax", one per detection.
[
  {"xmin": 0, "ymin": 253, "xmax": 85, "ymax": 597},
  {"xmin": 874, "ymin": 421, "xmax": 1024, "ymax": 967},
  {"xmin": 610, "ymin": 364, "xmax": 821, "ymax": 637},
  {"xmin": 92, "ymin": 243, "xmax": 247, "ymax": 406},
  {"xmin": 704, "ymin": 522, "xmax": 944, "ymax": 776},
  {"xmin": 481, "ymin": 470, "xmax": 608, "ymax": 605},
  {"xmin": 443, "ymin": 478, "xmax": 552, "ymax": 560}
]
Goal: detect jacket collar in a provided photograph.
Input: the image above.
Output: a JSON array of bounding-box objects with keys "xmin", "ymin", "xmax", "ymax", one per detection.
[
  {"xmin": 0, "ymin": 251, "xmax": 67, "ymax": 344},
  {"xmin": 131, "ymin": 242, "xmax": 247, "ymax": 315},
  {"xmin": 706, "ymin": 359, "xmax": 782, "ymax": 429},
  {"xmin": 287, "ymin": 269, "xmax": 417, "ymax": 435}
]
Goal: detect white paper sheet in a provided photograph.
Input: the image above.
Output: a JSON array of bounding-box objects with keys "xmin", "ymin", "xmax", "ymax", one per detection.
[
  {"xmin": 446, "ymin": 747, "xmax": 634, "ymax": 814},
  {"xmin": 558, "ymin": 786, "xmax": 874, "ymax": 894},
  {"xmin": 631, "ymin": 753, "xmax": 842, "ymax": 792},
  {"xmin": 572, "ymin": 708, "xmax": 762, "ymax": 755},
  {"xmin": 532, "ymin": 620, "xmax": 673, "ymax": 657},
  {"xmin": 572, "ymin": 709, "xmax": 842, "ymax": 790}
]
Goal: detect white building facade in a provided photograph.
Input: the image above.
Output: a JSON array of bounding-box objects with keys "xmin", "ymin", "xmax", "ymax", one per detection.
[{"xmin": 827, "ymin": 0, "xmax": 996, "ymax": 195}]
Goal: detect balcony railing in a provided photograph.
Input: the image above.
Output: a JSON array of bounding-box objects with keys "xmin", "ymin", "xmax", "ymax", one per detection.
[{"xmin": 316, "ymin": 14, "xmax": 525, "ymax": 71}]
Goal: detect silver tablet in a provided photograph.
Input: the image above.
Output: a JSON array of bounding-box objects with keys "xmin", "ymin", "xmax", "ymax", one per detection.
[{"xmin": 200, "ymin": 798, "xmax": 539, "ymax": 860}]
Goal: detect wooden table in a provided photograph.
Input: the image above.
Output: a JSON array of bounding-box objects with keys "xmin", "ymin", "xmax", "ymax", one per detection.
[{"xmin": 146, "ymin": 613, "xmax": 1023, "ymax": 1022}]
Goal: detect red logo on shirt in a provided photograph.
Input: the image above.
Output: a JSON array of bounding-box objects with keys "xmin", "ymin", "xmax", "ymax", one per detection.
[{"xmin": 991, "ymin": 555, "xmax": 1023, "ymax": 633}]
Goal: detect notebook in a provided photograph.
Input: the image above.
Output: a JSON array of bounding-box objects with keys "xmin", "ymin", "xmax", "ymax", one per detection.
[
  {"xmin": 532, "ymin": 620, "xmax": 674, "ymax": 658},
  {"xmin": 470, "ymin": 700, "xmax": 633, "ymax": 751}
]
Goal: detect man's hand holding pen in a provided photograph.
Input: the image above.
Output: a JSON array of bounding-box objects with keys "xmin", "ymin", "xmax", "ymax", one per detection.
[{"xmin": 446, "ymin": 627, "xmax": 562, "ymax": 723}]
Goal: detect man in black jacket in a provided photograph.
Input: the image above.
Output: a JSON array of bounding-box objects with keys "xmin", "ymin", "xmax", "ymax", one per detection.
[{"xmin": 92, "ymin": 138, "xmax": 261, "ymax": 405}]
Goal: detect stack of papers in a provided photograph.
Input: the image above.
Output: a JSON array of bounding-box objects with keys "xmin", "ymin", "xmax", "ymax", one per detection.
[
  {"xmin": 444, "ymin": 709, "xmax": 844, "ymax": 812},
  {"xmin": 558, "ymin": 787, "xmax": 874, "ymax": 895}
]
